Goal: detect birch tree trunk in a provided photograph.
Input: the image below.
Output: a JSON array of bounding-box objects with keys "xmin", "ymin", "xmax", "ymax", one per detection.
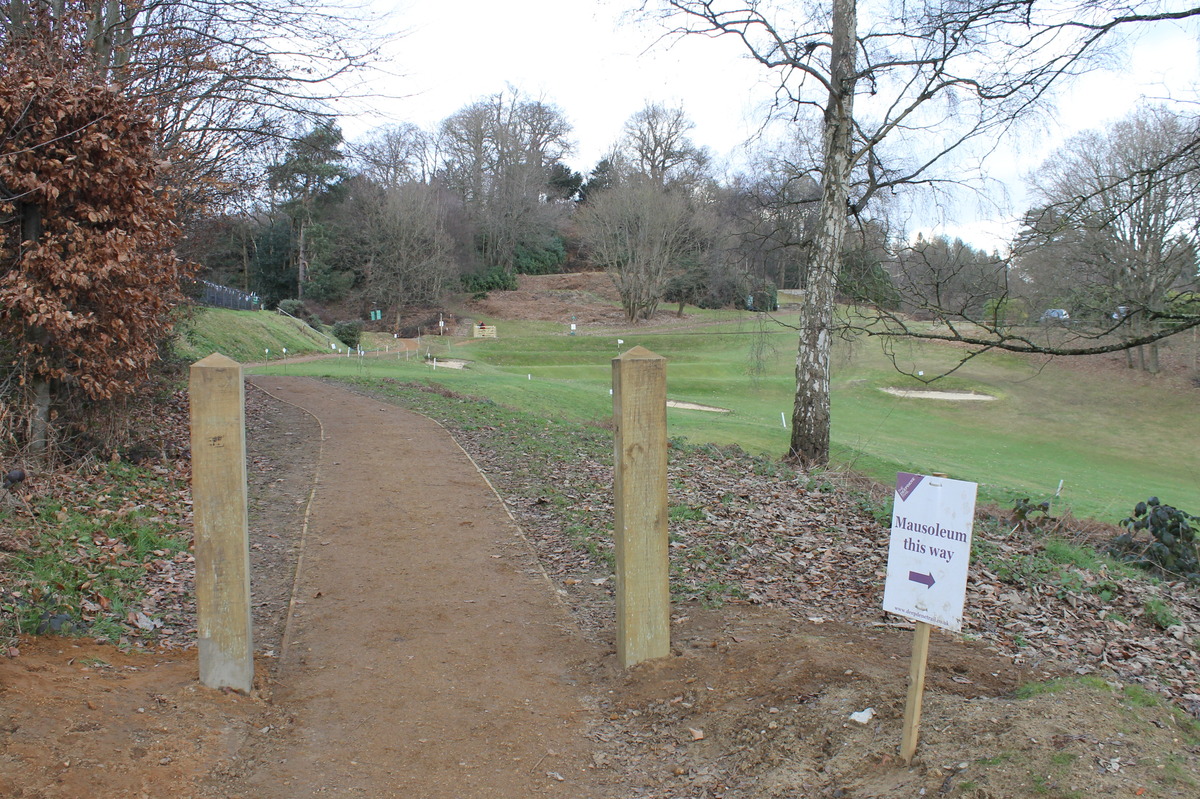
[
  {"xmin": 296, "ymin": 219, "xmax": 309, "ymax": 299},
  {"xmin": 788, "ymin": 0, "xmax": 857, "ymax": 467}
]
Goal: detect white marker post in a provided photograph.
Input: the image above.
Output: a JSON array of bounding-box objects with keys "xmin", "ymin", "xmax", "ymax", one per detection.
[{"xmin": 883, "ymin": 472, "xmax": 977, "ymax": 763}]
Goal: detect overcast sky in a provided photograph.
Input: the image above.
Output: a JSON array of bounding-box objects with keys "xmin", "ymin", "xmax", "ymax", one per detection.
[{"xmin": 336, "ymin": 1, "xmax": 1200, "ymax": 250}]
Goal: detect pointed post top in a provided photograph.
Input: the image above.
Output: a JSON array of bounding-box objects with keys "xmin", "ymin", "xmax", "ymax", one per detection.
[
  {"xmin": 615, "ymin": 345, "xmax": 663, "ymax": 361},
  {"xmin": 193, "ymin": 352, "xmax": 241, "ymax": 368}
]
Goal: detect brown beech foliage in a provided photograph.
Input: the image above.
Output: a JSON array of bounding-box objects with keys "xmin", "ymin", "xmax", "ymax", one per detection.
[{"xmin": 0, "ymin": 26, "xmax": 192, "ymax": 406}]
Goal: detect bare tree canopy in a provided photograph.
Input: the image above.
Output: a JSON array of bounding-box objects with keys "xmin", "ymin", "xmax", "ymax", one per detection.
[
  {"xmin": 437, "ymin": 88, "xmax": 574, "ymax": 272},
  {"xmin": 351, "ymin": 124, "xmax": 436, "ymax": 188},
  {"xmin": 1, "ymin": 0, "xmax": 384, "ymax": 210},
  {"xmin": 341, "ymin": 178, "xmax": 461, "ymax": 320},
  {"xmin": 848, "ymin": 106, "xmax": 1200, "ymax": 381},
  {"xmin": 618, "ymin": 102, "xmax": 710, "ymax": 188},
  {"xmin": 658, "ymin": 0, "xmax": 1200, "ymax": 466},
  {"xmin": 577, "ymin": 177, "xmax": 707, "ymax": 322}
]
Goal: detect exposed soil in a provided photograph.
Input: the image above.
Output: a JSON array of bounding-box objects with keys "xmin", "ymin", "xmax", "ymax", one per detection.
[
  {"xmin": 3, "ymin": 277, "xmax": 1200, "ymax": 798},
  {"xmin": 465, "ymin": 272, "xmax": 629, "ymax": 326}
]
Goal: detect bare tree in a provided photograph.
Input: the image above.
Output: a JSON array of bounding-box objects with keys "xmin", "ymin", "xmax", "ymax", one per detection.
[
  {"xmin": 351, "ymin": 124, "xmax": 436, "ymax": 188},
  {"xmin": 2, "ymin": 0, "xmax": 384, "ymax": 211},
  {"xmin": 340, "ymin": 179, "xmax": 462, "ymax": 323},
  {"xmin": 577, "ymin": 177, "xmax": 706, "ymax": 322},
  {"xmin": 437, "ymin": 89, "xmax": 574, "ymax": 271},
  {"xmin": 891, "ymin": 235, "xmax": 1008, "ymax": 321},
  {"xmin": 1019, "ymin": 106, "xmax": 1200, "ymax": 372},
  {"xmin": 619, "ymin": 102, "xmax": 710, "ymax": 188},
  {"xmin": 854, "ymin": 106, "xmax": 1200, "ymax": 381},
  {"xmin": 660, "ymin": 0, "xmax": 1200, "ymax": 466},
  {"xmin": 725, "ymin": 143, "xmax": 823, "ymax": 292}
]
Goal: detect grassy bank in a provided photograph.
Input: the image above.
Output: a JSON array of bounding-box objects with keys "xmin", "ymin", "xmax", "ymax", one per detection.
[{"xmin": 174, "ymin": 307, "xmax": 336, "ymax": 363}]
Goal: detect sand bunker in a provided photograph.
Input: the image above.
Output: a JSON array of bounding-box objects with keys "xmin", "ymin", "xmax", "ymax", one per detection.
[
  {"xmin": 426, "ymin": 358, "xmax": 470, "ymax": 370},
  {"xmin": 880, "ymin": 388, "xmax": 996, "ymax": 401},
  {"xmin": 667, "ymin": 400, "xmax": 731, "ymax": 413}
]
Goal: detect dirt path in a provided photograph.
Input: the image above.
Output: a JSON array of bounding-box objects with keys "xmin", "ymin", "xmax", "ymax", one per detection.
[{"xmin": 229, "ymin": 376, "xmax": 609, "ymax": 798}]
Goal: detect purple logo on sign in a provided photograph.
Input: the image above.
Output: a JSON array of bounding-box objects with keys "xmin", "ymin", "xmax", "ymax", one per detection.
[{"xmin": 895, "ymin": 472, "xmax": 924, "ymax": 502}]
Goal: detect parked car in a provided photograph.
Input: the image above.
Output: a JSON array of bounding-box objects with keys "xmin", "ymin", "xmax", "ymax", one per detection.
[{"xmin": 1039, "ymin": 308, "xmax": 1070, "ymax": 324}]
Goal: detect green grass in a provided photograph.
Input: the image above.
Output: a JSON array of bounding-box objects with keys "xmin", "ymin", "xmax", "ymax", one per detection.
[
  {"xmin": 1049, "ymin": 752, "xmax": 1077, "ymax": 768},
  {"xmin": 669, "ymin": 504, "xmax": 706, "ymax": 522},
  {"xmin": 1143, "ymin": 597, "xmax": 1180, "ymax": 630},
  {"xmin": 174, "ymin": 307, "xmax": 337, "ymax": 363},
  {"xmin": 0, "ymin": 463, "xmax": 188, "ymax": 645},
  {"xmin": 1122, "ymin": 684, "xmax": 1163, "ymax": 708},
  {"xmin": 971, "ymin": 535, "xmax": 1131, "ymax": 601},
  {"xmin": 1015, "ymin": 675, "xmax": 1111, "ymax": 699},
  {"xmin": 183, "ymin": 303, "xmax": 1200, "ymax": 524}
]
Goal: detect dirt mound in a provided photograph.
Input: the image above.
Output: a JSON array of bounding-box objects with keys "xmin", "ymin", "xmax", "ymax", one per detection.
[{"xmin": 465, "ymin": 271, "xmax": 630, "ymax": 325}]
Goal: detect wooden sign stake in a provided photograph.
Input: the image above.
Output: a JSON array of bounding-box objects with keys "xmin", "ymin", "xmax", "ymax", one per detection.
[
  {"xmin": 899, "ymin": 620, "xmax": 931, "ymax": 763},
  {"xmin": 898, "ymin": 471, "xmax": 948, "ymax": 763}
]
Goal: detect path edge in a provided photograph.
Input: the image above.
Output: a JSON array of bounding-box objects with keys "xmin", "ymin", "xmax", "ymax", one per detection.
[{"xmin": 245, "ymin": 378, "xmax": 325, "ymax": 669}]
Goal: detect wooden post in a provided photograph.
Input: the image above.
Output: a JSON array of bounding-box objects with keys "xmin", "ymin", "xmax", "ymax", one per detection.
[
  {"xmin": 612, "ymin": 346, "xmax": 669, "ymax": 668},
  {"xmin": 189, "ymin": 353, "xmax": 254, "ymax": 692},
  {"xmin": 899, "ymin": 620, "xmax": 932, "ymax": 762},
  {"xmin": 899, "ymin": 471, "xmax": 947, "ymax": 763}
]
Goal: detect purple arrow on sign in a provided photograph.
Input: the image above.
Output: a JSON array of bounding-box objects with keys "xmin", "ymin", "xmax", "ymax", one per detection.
[{"xmin": 908, "ymin": 571, "xmax": 935, "ymax": 588}]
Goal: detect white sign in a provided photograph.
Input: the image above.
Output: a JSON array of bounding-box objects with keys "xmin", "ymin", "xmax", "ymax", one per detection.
[{"xmin": 882, "ymin": 473, "xmax": 977, "ymax": 632}]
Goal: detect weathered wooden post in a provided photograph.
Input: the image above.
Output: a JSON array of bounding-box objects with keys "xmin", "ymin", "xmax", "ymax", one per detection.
[
  {"xmin": 612, "ymin": 346, "xmax": 670, "ymax": 667},
  {"xmin": 189, "ymin": 353, "xmax": 253, "ymax": 692},
  {"xmin": 899, "ymin": 620, "xmax": 932, "ymax": 762}
]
